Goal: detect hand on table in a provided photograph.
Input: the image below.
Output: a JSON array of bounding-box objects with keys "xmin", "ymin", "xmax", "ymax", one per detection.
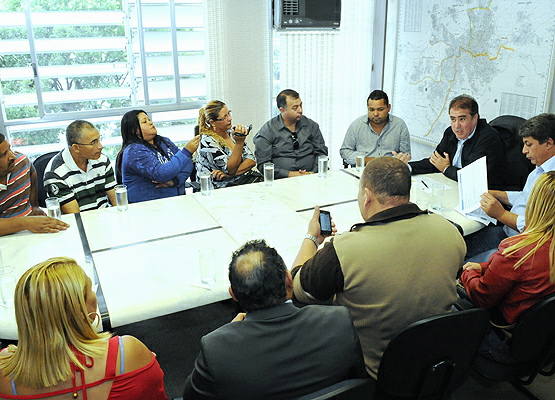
[
  {"xmin": 212, "ymin": 170, "xmax": 230, "ymax": 180},
  {"xmin": 430, "ymin": 151, "xmax": 450, "ymax": 172},
  {"xmin": 153, "ymin": 180, "xmax": 175, "ymax": 188},
  {"xmin": 288, "ymin": 170, "xmax": 310, "ymax": 177},
  {"xmin": 392, "ymin": 151, "xmax": 411, "ymax": 164},
  {"xmin": 25, "ymin": 216, "xmax": 69, "ymax": 233}
]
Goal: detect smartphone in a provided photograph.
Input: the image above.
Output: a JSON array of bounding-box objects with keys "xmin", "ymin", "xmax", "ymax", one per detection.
[{"xmin": 319, "ymin": 210, "xmax": 332, "ymax": 236}]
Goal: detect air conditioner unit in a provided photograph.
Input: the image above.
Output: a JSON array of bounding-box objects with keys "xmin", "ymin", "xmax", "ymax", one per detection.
[{"xmin": 273, "ymin": 0, "xmax": 341, "ymax": 30}]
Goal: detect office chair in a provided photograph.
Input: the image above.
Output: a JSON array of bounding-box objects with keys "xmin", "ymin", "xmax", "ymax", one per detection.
[
  {"xmin": 489, "ymin": 115, "xmax": 533, "ymax": 191},
  {"xmin": 32, "ymin": 151, "xmax": 59, "ymax": 208},
  {"xmin": 375, "ymin": 308, "xmax": 490, "ymax": 400},
  {"xmin": 471, "ymin": 292, "xmax": 555, "ymax": 400}
]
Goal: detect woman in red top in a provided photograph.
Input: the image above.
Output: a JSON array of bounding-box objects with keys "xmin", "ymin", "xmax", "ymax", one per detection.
[
  {"xmin": 461, "ymin": 171, "xmax": 555, "ymax": 326},
  {"xmin": 0, "ymin": 257, "xmax": 167, "ymax": 400}
]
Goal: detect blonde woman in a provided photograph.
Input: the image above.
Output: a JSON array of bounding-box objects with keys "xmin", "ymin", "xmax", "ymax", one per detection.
[
  {"xmin": 196, "ymin": 101, "xmax": 262, "ymax": 188},
  {"xmin": 0, "ymin": 257, "xmax": 166, "ymax": 399},
  {"xmin": 461, "ymin": 170, "xmax": 555, "ymax": 326}
]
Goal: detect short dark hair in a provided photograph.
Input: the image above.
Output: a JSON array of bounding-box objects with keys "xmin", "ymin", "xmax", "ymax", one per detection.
[
  {"xmin": 360, "ymin": 157, "xmax": 411, "ymax": 204},
  {"xmin": 276, "ymin": 89, "xmax": 300, "ymax": 109},
  {"xmin": 519, "ymin": 113, "xmax": 555, "ymax": 144},
  {"xmin": 66, "ymin": 120, "xmax": 95, "ymax": 146},
  {"xmin": 367, "ymin": 90, "xmax": 389, "ymax": 105},
  {"xmin": 228, "ymin": 239, "xmax": 288, "ymax": 312},
  {"xmin": 449, "ymin": 95, "xmax": 478, "ymax": 116},
  {"xmin": 0, "ymin": 133, "xmax": 5, "ymax": 144}
]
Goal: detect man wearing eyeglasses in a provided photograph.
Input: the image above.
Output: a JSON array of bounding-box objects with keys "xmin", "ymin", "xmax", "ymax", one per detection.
[
  {"xmin": 254, "ymin": 89, "xmax": 328, "ymax": 179},
  {"xmin": 44, "ymin": 120, "xmax": 117, "ymax": 213}
]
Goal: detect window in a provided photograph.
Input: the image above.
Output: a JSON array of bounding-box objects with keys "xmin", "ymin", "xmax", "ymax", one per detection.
[{"xmin": 0, "ymin": 0, "xmax": 205, "ymax": 160}]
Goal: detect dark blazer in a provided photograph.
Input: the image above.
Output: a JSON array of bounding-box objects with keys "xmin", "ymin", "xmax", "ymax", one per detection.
[
  {"xmin": 183, "ymin": 303, "xmax": 367, "ymax": 400},
  {"xmin": 410, "ymin": 119, "xmax": 506, "ymax": 189}
]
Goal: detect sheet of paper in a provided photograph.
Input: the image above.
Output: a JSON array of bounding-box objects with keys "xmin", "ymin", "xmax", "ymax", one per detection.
[{"xmin": 455, "ymin": 157, "xmax": 497, "ymax": 225}]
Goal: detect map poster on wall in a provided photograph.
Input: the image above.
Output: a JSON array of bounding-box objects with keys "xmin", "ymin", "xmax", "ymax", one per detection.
[{"xmin": 390, "ymin": 0, "xmax": 555, "ymax": 145}]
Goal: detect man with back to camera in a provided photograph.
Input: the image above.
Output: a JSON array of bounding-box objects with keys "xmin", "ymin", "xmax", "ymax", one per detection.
[
  {"xmin": 0, "ymin": 133, "xmax": 69, "ymax": 235},
  {"xmin": 395, "ymin": 94, "xmax": 507, "ymax": 189},
  {"xmin": 292, "ymin": 157, "xmax": 466, "ymax": 379},
  {"xmin": 254, "ymin": 89, "xmax": 328, "ymax": 179},
  {"xmin": 340, "ymin": 89, "xmax": 411, "ymax": 166},
  {"xmin": 44, "ymin": 120, "xmax": 117, "ymax": 214},
  {"xmin": 183, "ymin": 239, "xmax": 367, "ymax": 400},
  {"xmin": 465, "ymin": 113, "xmax": 555, "ymax": 260}
]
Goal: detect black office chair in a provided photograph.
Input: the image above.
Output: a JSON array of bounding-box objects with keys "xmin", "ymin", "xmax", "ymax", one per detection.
[
  {"xmin": 294, "ymin": 378, "xmax": 375, "ymax": 400},
  {"xmin": 374, "ymin": 308, "xmax": 490, "ymax": 400},
  {"xmin": 471, "ymin": 292, "xmax": 555, "ymax": 400},
  {"xmin": 32, "ymin": 151, "xmax": 59, "ymax": 208},
  {"xmin": 489, "ymin": 115, "xmax": 533, "ymax": 191}
]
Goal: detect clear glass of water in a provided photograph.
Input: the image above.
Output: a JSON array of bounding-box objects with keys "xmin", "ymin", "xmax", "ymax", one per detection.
[
  {"xmin": 115, "ymin": 184, "xmax": 128, "ymax": 211},
  {"xmin": 356, "ymin": 155, "xmax": 365, "ymax": 171},
  {"xmin": 264, "ymin": 163, "xmax": 274, "ymax": 186},
  {"xmin": 318, "ymin": 155, "xmax": 329, "ymax": 178},
  {"xmin": 200, "ymin": 174, "xmax": 212, "ymax": 196},
  {"xmin": 45, "ymin": 197, "xmax": 62, "ymax": 219}
]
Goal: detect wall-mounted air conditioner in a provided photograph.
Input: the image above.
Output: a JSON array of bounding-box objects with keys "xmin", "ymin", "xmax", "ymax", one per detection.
[{"xmin": 273, "ymin": 0, "xmax": 341, "ymax": 30}]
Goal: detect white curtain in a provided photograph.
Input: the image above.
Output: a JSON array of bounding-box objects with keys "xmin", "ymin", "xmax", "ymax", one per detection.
[
  {"xmin": 203, "ymin": 0, "xmax": 272, "ymax": 144},
  {"xmin": 277, "ymin": 1, "xmax": 375, "ymax": 169}
]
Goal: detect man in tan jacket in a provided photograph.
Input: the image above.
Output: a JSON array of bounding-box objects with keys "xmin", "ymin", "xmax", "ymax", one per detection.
[{"xmin": 292, "ymin": 157, "xmax": 466, "ymax": 379}]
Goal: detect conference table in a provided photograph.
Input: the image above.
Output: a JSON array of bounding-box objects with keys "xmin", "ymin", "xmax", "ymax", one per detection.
[{"xmin": 0, "ymin": 169, "xmax": 483, "ymax": 340}]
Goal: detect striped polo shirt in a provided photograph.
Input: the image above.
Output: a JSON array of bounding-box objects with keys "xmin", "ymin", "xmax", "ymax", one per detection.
[
  {"xmin": 44, "ymin": 147, "xmax": 116, "ymax": 212},
  {"xmin": 0, "ymin": 152, "xmax": 33, "ymax": 218}
]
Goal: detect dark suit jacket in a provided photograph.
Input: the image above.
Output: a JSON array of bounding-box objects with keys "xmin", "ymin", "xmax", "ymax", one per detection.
[
  {"xmin": 183, "ymin": 303, "xmax": 367, "ymax": 400},
  {"xmin": 410, "ymin": 119, "xmax": 507, "ymax": 189}
]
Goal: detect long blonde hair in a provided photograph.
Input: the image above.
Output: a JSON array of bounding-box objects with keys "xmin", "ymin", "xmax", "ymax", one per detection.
[
  {"xmin": 0, "ymin": 257, "xmax": 110, "ymax": 388},
  {"xmin": 503, "ymin": 171, "xmax": 555, "ymax": 282},
  {"xmin": 198, "ymin": 100, "xmax": 230, "ymax": 149}
]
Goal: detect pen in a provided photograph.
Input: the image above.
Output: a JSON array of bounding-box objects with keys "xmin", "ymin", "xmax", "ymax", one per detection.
[{"xmin": 421, "ymin": 180, "xmax": 429, "ymax": 189}]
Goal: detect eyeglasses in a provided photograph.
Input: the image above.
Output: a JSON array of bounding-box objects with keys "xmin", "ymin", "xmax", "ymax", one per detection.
[
  {"xmin": 291, "ymin": 132, "xmax": 299, "ymax": 150},
  {"xmin": 215, "ymin": 111, "xmax": 232, "ymax": 121},
  {"xmin": 74, "ymin": 138, "xmax": 102, "ymax": 147}
]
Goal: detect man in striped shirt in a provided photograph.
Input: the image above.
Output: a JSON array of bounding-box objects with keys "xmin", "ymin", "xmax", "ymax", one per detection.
[
  {"xmin": 44, "ymin": 120, "xmax": 117, "ymax": 214},
  {"xmin": 0, "ymin": 134, "xmax": 69, "ymax": 235}
]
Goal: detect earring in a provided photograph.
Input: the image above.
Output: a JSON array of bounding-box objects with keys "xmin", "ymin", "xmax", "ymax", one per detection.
[{"xmin": 88, "ymin": 311, "xmax": 100, "ymax": 323}]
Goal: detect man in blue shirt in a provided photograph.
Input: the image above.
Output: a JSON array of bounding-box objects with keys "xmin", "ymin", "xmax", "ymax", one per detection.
[
  {"xmin": 340, "ymin": 90, "xmax": 411, "ymax": 166},
  {"xmin": 466, "ymin": 113, "xmax": 555, "ymax": 259}
]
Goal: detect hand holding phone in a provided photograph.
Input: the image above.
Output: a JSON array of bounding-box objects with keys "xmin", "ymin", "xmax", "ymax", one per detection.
[
  {"xmin": 229, "ymin": 124, "xmax": 252, "ymax": 137},
  {"xmin": 319, "ymin": 210, "xmax": 332, "ymax": 236}
]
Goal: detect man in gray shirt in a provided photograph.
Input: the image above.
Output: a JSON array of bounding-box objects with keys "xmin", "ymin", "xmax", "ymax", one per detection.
[
  {"xmin": 340, "ymin": 90, "xmax": 410, "ymax": 166},
  {"xmin": 254, "ymin": 89, "xmax": 328, "ymax": 179}
]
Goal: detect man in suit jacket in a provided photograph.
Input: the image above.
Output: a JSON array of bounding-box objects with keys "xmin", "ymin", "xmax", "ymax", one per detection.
[
  {"xmin": 183, "ymin": 239, "xmax": 367, "ymax": 400},
  {"xmin": 395, "ymin": 94, "xmax": 506, "ymax": 189}
]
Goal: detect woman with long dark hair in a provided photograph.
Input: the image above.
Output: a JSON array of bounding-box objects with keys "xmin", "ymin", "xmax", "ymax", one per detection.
[{"xmin": 118, "ymin": 110, "xmax": 200, "ymax": 203}]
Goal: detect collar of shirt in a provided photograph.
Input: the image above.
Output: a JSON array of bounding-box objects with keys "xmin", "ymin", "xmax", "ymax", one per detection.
[
  {"xmin": 452, "ymin": 127, "xmax": 477, "ymax": 168},
  {"xmin": 350, "ymin": 203, "xmax": 426, "ymax": 231},
  {"xmin": 278, "ymin": 114, "xmax": 307, "ymax": 133},
  {"xmin": 536, "ymin": 153, "xmax": 555, "ymax": 174}
]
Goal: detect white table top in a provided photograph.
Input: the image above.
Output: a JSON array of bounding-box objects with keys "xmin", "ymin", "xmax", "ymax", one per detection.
[{"xmin": 0, "ymin": 168, "xmax": 483, "ymax": 339}]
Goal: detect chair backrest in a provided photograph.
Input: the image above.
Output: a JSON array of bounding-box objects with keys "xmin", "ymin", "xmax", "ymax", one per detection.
[
  {"xmin": 489, "ymin": 115, "xmax": 533, "ymax": 191},
  {"xmin": 115, "ymin": 149, "xmax": 123, "ymax": 185},
  {"xmin": 377, "ymin": 308, "xmax": 489, "ymax": 400},
  {"xmin": 510, "ymin": 292, "xmax": 555, "ymax": 364},
  {"xmin": 294, "ymin": 378, "xmax": 374, "ymax": 400},
  {"xmin": 32, "ymin": 151, "xmax": 59, "ymax": 208}
]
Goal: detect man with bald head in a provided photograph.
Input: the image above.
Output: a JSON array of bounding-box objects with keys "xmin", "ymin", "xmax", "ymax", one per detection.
[{"xmin": 183, "ymin": 239, "xmax": 366, "ymax": 400}]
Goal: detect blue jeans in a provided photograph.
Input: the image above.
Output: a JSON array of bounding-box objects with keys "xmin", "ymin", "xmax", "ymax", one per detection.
[{"xmin": 464, "ymin": 225, "xmax": 507, "ymax": 261}]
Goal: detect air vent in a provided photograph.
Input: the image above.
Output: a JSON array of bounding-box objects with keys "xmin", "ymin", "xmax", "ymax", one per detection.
[{"xmin": 283, "ymin": 0, "xmax": 299, "ymax": 15}]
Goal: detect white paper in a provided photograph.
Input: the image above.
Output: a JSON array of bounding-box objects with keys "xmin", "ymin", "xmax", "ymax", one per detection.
[{"xmin": 455, "ymin": 157, "xmax": 496, "ymax": 225}]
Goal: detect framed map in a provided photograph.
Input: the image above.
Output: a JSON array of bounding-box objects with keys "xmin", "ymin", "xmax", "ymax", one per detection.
[{"xmin": 387, "ymin": 0, "xmax": 555, "ymax": 145}]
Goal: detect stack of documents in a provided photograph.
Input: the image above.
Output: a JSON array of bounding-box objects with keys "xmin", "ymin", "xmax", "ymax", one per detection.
[{"xmin": 454, "ymin": 157, "xmax": 496, "ymax": 225}]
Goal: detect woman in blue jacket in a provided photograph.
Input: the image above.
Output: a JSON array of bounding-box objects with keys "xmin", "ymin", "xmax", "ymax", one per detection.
[{"xmin": 119, "ymin": 110, "xmax": 200, "ymax": 203}]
